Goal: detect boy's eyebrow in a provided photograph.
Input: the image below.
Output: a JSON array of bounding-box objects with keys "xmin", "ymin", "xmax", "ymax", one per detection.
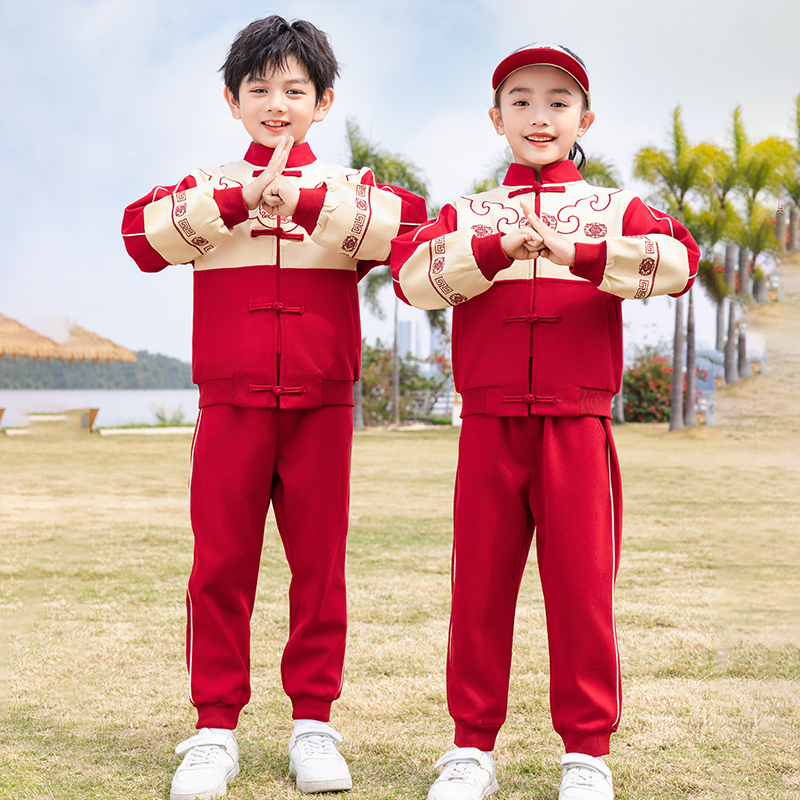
[{"xmin": 245, "ymin": 74, "xmax": 312, "ymax": 86}]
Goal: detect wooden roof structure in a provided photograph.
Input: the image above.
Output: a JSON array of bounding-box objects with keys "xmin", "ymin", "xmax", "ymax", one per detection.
[
  {"xmin": 56, "ymin": 325, "xmax": 137, "ymax": 363},
  {"xmin": 0, "ymin": 313, "xmax": 60, "ymax": 359}
]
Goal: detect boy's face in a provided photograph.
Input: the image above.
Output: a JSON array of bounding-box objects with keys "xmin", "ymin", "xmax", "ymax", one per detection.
[
  {"xmin": 488, "ymin": 65, "xmax": 594, "ymax": 170},
  {"xmin": 224, "ymin": 56, "xmax": 334, "ymax": 148}
]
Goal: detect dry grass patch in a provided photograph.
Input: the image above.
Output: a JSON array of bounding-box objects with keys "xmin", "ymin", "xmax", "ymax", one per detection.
[{"xmin": 2, "ymin": 261, "xmax": 800, "ymax": 797}]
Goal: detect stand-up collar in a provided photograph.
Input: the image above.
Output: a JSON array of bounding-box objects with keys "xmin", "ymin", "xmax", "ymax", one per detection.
[
  {"xmin": 502, "ymin": 160, "xmax": 583, "ymax": 187},
  {"xmin": 244, "ymin": 141, "xmax": 317, "ymax": 168}
]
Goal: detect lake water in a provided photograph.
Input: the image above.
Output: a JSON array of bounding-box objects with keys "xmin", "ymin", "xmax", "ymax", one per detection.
[{"xmin": 0, "ymin": 389, "xmax": 200, "ymax": 429}]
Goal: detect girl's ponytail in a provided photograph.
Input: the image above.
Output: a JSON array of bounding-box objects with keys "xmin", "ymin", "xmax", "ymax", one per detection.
[{"xmin": 570, "ymin": 141, "xmax": 587, "ymax": 171}]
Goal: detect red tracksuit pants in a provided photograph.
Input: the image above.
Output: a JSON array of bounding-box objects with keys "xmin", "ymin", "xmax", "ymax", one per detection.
[
  {"xmin": 187, "ymin": 404, "xmax": 352, "ymax": 730},
  {"xmin": 448, "ymin": 414, "xmax": 622, "ymax": 756}
]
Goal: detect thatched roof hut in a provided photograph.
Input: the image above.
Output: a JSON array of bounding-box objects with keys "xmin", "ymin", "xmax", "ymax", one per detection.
[
  {"xmin": 0, "ymin": 313, "xmax": 60, "ymax": 359},
  {"xmin": 57, "ymin": 325, "xmax": 137, "ymax": 363}
]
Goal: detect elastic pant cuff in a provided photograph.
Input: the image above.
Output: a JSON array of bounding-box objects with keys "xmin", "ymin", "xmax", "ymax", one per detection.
[
  {"xmin": 559, "ymin": 728, "xmax": 614, "ymax": 757},
  {"xmin": 292, "ymin": 696, "xmax": 333, "ymax": 722},
  {"xmin": 196, "ymin": 703, "xmax": 244, "ymax": 730},
  {"xmin": 454, "ymin": 720, "xmax": 501, "ymax": 751}
]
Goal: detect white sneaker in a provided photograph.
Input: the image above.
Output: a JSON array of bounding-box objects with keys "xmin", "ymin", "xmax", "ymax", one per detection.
[
  {"xmin": 288, "ymin": 721, "xmax": 353, "ymax": 793},
  {"xmin": 170, "ymin": 728, "xmax": 240, "ymax": 800},
  {"xmin": 428, "ymin": 748, "xmax": 498, "ymax": 800},
  {"xmin": 559, "ymin": 753, "xmax": 614, "ymax": 799}
]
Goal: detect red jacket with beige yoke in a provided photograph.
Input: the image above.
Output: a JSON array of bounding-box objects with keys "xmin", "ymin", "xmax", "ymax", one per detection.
[
  {"xmin": 392, "ymin": 160, "xmax": 699, "ymax": 419},
  {"xmin": 122, "ymin": 142, "xmax": 427, "ymax": 410}
]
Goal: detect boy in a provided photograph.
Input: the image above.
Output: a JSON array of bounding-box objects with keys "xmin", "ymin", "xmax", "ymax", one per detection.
[
  {"xmin": 391, "ymin": 45, "xmax": 699, "ymax": 800},
  {"xmin": 122, "ymin": 16, "xmax": 425, "ymax": 800}
]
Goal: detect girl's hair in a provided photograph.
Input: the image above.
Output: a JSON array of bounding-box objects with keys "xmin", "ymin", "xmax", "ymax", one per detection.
[{"xmin": 493, "ymin": 44, "xmax": 589, "ymax": 171}]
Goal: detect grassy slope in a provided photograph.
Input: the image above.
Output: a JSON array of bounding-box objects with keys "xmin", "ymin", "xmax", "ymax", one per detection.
[{"xmin": 0, "ymin": 258, "xmax": 798, "ymax": 798}]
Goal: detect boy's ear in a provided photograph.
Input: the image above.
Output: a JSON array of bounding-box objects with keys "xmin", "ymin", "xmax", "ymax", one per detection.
[
  {"xmin": 577, "ymin": 109, "xmax": 595, "ymax": 138},
  {"xmin": 223, "ymin": 86, "xmax": 242, "ymax": 120},
  {"xmin": 488, "ymin": 107, "xmax": 505, "ymax": 136},
  {"xmin": 313, "ymin": 88, "xmax": 335, "ymax": 123}
]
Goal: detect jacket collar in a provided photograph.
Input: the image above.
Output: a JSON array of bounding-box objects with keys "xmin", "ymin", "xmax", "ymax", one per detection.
[
  {"xmin": 244, "ymin": 141, "xmax": 317, "ymax": 168},
  {"xmin": 502, "ymin": 160, "xmax": 583, "ymax": 187}
]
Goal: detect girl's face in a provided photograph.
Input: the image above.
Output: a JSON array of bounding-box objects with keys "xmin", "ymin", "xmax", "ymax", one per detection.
[{"xmin": 489, "ymin": 64, "xmax": 594, "ymax": 171}]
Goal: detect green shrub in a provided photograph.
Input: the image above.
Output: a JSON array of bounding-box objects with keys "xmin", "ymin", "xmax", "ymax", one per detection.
[{"xmin": 623, "ymin": 344, "xmax": 672, "ymax": 422}]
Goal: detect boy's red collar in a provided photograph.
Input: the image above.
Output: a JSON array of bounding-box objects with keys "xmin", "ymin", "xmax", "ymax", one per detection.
[
  {"xmin": 502, "ymin": 160, "xmax": 583, "ymax": 186},
  {"xmin": 245, "ymin": 141, "xmax": 317, "ymax": 168}
]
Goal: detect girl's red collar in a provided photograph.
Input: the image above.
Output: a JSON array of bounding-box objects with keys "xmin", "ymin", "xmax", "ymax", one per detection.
[{"xmin": 502, "ymin": 160, "xmax": 583, "ymax": 186}]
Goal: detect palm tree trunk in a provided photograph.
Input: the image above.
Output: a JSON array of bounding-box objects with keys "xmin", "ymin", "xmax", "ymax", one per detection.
[
  {"xmin": 715, "ymin": 299, "xmax": 725, "ymax": 351},
  {"xmin": 738, "ymin": 314, "xmax": 752, "ymax": 380},
  {"xmin": 669, "ymin": 295, "xmax": 684, "ymax": 432},
  {"xmin": 353, "ymin": 376, "xmax": 365, "ymax": 430},
  {"xmin": 724, "ymin": 300, "xmax": 738, "ymax": 385},
  {"xmin": 737, "ymin": 246, "xmax": 751, "ymax": 300},
  {"xmin": 392, "ymin": 295, "xmax": 400, "ymax": 425},
  {"xmin": 789, "ymin": 205, "xmax": 799, "ymax": 251},
  {"xmin": 775, "ymin": 202, "xmax": 786, "ymax": 254},
  {"xmin": 684, "ymin": 290, "xmax": 697, "ymax": 427}
]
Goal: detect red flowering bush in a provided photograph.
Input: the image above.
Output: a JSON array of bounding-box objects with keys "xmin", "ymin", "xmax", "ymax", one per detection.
[{"xmin": 622, "ymin": 345, "xmax": 672, "ymax": 422}]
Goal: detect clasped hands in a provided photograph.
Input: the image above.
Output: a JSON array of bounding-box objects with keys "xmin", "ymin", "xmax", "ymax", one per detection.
[
  {"xmin": 500, "ymin": 201, "xmax": 575, "ymax": 267},
  {"xmin": 241, "ymin": 136, "xmax": 299, "ymax": 216}
]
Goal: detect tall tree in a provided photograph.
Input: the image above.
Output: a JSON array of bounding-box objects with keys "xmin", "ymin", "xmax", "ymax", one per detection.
[
  {"xmin": 633, "ymin": 107, "xmax": 704, "ymax": 430},
  {"xmin": 781, "ymin": 94, "xmax": 800, "ymax": 252},
  {"xmin": 345, "ymin": 119, "xmax": 432, "ymax": 427}
]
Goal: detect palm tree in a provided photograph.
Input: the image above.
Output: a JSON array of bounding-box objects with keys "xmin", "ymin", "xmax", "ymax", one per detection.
[
  {"xmin": 345, "ymin": 119, "xmax": 431, "ymax": 427},
  {"xmin": 730, "ymin": 112, "xmax": 793, "ymax": 376},
  {"xmin": 633, "ymin": 107, "xmax": 704, "ymax": 430},
  {"xmin": 781, "ymin": 95, "xmax": 800, "ymax": 252}
]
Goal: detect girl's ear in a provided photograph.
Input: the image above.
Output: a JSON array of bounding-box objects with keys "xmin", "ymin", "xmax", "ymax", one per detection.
[
  {"xmin": 577, "ymin": 109, "xmax": 596, "ymax": 138},
  {"xmin": 488, "ymin": 107, "xmax": 505, "ymax": 136}
]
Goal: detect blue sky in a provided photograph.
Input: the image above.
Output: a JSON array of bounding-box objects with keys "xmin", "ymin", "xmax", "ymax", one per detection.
[{"xmin": 1, "ymin": 0, "xmax": 798, "ymax": 361}]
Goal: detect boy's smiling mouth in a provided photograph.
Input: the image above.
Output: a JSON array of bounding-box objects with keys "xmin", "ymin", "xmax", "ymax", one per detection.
[{"xmin": 526, "ymin": 134, "xmax": 555, "ymax": 142}]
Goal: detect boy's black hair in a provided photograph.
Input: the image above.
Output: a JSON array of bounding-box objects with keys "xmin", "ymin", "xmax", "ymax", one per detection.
[{"xmin": 221, "ymin": 16, "xmax": 340, "ymax": 104}]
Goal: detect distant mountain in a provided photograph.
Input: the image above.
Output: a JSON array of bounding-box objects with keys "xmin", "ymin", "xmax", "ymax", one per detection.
[{"xmin": 0, "ymin": 351, "xmax": 194, "ymax": 389}]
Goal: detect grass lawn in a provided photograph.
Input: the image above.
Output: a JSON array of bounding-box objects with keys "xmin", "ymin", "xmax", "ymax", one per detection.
[{"xmin": 1, "ymin": 258, "xmax": 799, "ymax": 799}]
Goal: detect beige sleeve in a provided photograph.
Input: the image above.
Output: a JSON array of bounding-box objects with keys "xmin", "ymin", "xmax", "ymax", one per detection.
[
  {"xmin": 309, "ymin": 179, "xmax": 404, "ymax": 261},
  {"xmin": 395, "ymin": 224, "xmax": 494, "ymax": 310},
  {"xmin": 141, "ymin": 173, "xmax": 234, "ymax": 265},
  {"xmin": 599, "ymin": 234, "xmax": 695, "ymax": 300}
]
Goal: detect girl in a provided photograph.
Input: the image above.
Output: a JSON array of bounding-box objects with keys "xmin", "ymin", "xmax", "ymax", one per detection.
[{"xmin": 391, "ymin": 44, "xmax": 699, "ymax": 800}]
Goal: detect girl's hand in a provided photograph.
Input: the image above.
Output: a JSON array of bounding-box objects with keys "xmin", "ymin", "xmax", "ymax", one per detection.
[
  {"xmin": 242, "ymin": 135, "xmax": 293, "ymax": 210},
  {"xmin": 500, "ymin": 227, "xmax": 545, "ymax": 261},
  {"xmin": 520, "ymin": 201, "xmax": 576, "ymax": 267}
]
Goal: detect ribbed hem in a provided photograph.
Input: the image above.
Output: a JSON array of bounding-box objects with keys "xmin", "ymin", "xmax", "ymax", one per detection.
[
  {"xmin": 213, "ymin": 187, "xmax": 249, "ymax": 229},
  {"xmin": 472, "ymin": 233, "xmax": 513, "ymax": 281},
  {"xmin": 454, "ymin": 720, "xmax": 501, "ymax": 751},
  {"xmin": 571, "ymin": 241, "xmax": 607, "ymax": 286},
  {"xmin": 559, "ymin": 727, "xmax": 614, "ymax": 757},
  {"xmin": 292, "ymin": 696, "xmax": 333, "ymax": 722},
  {"xmin": 293, "ymin": 187, "xmax": 326, "ymax": 233},
  {"xmin": 196, "ymin": 702, "xmax": 244, "ymax": 730}
]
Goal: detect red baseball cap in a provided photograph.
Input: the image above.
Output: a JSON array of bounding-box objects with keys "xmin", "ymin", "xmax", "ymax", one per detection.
[{"xmin": 492, "ymin": 44, "xmax": 591, "ymax": 107}]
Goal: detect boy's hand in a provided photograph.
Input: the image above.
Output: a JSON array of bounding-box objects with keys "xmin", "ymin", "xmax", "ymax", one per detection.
[
  {"xmin": 260, "ymin": 175, "xmax": 301, "ymax": 217},
  {"xmin": 520, "ymin": 202, "xmax": 576, "ymax": 266},
  {"xmin": 500, "ymin": 227, "xmax": 545, "ymax": 261},
  {"xmin": 242, "ymin": 136, "xmax": 293, "ymax": 210}
]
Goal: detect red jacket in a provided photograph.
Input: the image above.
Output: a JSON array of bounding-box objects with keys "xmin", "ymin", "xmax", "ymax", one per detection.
[
  {"xmin": 392, "ymin": 160, "xmax": 699, "ymax": 418},
  {"xmin": 123, "ymin": 142, "xmax": 427, "ymax": 409}
]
